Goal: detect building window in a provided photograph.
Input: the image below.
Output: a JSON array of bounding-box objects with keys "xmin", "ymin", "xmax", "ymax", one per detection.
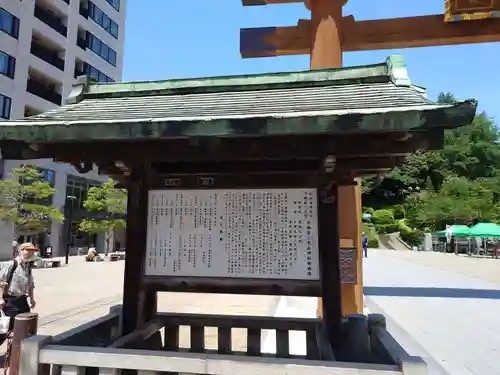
[
  {"xmin": 0, "ymin": 94, "xmax": 11, "ymax": 119},
  {"xmin": 0, "ymin": 50, "xmax": 15, "ymax": 78},
  {"xmin": 66, "ymin": 176, "xmax": 101, "ymax": 210},
  {"xmin": 83, "ymin": 62, "xmax": 115, "ymax": 83},
  {"xmin": 0, "ymin": 8, "xmax": 20, "ymax": 39},
  {"xmin": 86, "ymin": 32, "xmax": 117, "ymax": 66},
  {"xmin": 105, "ymin": 0, "xmax": 120, "ymax": 11},
  {"xmin": 88, "ymin": 2, "xmax": 119, "ymax": 39}
]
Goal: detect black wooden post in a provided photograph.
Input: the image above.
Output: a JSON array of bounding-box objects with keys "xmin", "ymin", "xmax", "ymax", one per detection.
[
  {"xmin": 121, "ymin": 164, "xmax": 157, "ymax": 336},
  {"xmin": 318, "ymin": 180, "xmax": 342, "ymax": 354},
  {"xmin": 64, "ymin": 195, "xmax": 76, "ymax": 264}
]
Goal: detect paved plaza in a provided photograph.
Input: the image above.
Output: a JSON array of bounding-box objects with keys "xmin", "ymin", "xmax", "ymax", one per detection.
[
  {"xmin": 17, "ymin": 257, "xmax": 279, "ymax": 351},
  {"xmin": 4, "ymin": 250, "xmax": 499, "ymax": 375},
  {"xmin": 364, "ymin": 250, "xmax": 500, "ymax": 375}
]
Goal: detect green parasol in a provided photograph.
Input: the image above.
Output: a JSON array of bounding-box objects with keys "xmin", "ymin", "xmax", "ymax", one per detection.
[
  {"xmin": 432, "ymin": 225, "xmax": 470, "ymax": 237},
  {"xmin": 467, "ymin": 223, "xmax": 500, "ymax": 238}
]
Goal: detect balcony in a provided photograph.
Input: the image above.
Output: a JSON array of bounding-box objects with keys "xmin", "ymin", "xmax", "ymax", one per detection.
[
  {"xmin": 79, "ymin": 5, "xmax": 89, "ymax": 18},
  {"xmin": 74, "ymin": 67, "xmax": 84, "ymax": 78},
  {"xmin": 26, "ymin": 79, "xmax": 62, "ymax": 105},
  {"xmin": 30, "ymin": 41, "xmax": 65, "ymax": 71},
  {"xmin": 34, "ymin": 4, "xmax": 67, "ymax": 37},
  {"xmin": 24, "ymin": 106, "xmax": 42, "ymax": 118},
  {"xmin": 77, "ymin": 35, "xmax": 87, "ymax": 50}
]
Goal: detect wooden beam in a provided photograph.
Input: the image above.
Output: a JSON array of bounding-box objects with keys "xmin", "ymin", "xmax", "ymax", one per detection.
[
  {"xmin": 35, "ymin": 133, "xmax": 426, "ymax": 165},
  {"xmin": 240, "ymin": 14, "xmax": 500, "ymax": 58},
  {"xmin": 344, "ymin": 13, "xmax": 500, "ymax": 51},
  {"xmin": 240, "ymin": 21, "xmax": 310, "ymax": 58},
  {"xmin": 241, "ymin": 0, "xmax": 301, "ymax": 5}
]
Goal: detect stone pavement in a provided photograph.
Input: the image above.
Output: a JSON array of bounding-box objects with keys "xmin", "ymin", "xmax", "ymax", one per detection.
[
  {"xmin": 10, "ymin": 257, "xmax": 279, "ymax": 351},
  {"xmin": 6, "ymin": 251, "xmax": 497, "ymax": 374},
  {"xmin": 364, "ymin": 249, "xmax": 500, "ymax": 375}
]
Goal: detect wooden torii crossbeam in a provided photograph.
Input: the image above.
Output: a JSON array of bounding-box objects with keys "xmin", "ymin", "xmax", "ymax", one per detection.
[
  {"xmin": 239, "ymin": 0, "xmax": 500, "ymax": 317},
  {"xmin": 241, "ymin": 0, "xmax": 500, "ymax": 58}
]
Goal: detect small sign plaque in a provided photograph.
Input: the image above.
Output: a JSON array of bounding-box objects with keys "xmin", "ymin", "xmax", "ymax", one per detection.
[
  {"xmin": 339, "ymin": 247, "xmax": 357, "ymax": 284},
  {"xmin": 445, "ymin": 0, "xmax": 499, "ymax": 22}
]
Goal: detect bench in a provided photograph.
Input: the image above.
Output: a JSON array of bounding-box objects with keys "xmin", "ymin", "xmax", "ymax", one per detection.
[
  {"xmin": 33, "ymin": 259, "xmax": 61, "ymax": 268},
  {"xmin": 49, "ymin": 260, "xmax": 61, "ymax": 268}
]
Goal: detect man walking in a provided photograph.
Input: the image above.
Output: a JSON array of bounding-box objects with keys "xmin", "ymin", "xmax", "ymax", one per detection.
[
  {"xmin": 0, "ymin": 242, "xmax": 38, "ymax": 345},
  {"xmin": 362, "ymin": 232, "xmax": 369, "ymax": 258}
]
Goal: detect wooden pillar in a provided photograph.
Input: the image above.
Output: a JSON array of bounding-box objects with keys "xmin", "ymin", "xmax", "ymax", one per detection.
[
  {"xmin": 309, "ymin": 0, "xmax": 363, "ymax": 317},
  {"xmin": 121, "ymin": 165, "xmax": 157, "ymax": 336},
  {"xmin": 10, "ymin": 313, "xmax": 38, "ymax": 375},
  {"xmin": 318, "ymin": 182, "xmax": 342, "ymax": 352}
]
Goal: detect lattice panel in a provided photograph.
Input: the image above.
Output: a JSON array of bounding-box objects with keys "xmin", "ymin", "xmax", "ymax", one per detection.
[{"xmin": 145, "ymin": 189, "xmax": 319, "ymax": 280}]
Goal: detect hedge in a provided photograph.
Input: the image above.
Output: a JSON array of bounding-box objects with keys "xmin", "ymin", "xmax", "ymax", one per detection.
[
  {"xmin": 400, "ymin": 229, "xmax": 425, "ymax": 247},
  {"xmin": 372, "ymin": 209, "xmax": 395, "ymax": 225},
  {"xmin": 375, "ymin": 223, "xmax": 400, "ymax": 234}
]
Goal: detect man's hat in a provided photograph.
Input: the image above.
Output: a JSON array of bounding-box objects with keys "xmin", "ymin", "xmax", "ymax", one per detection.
[{"xmin": 18, "ymin": 242, "xmax": 39, "ymax": 252}]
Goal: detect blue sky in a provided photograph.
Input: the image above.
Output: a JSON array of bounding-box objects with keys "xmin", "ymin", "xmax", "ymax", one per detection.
[{"xmin": 123, "ymin": 0, "xmax": 498, "ymax": 121}]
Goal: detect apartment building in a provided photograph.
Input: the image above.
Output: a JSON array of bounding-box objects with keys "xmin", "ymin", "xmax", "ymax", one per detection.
[{"xmin": 0, "ymin": 0, "xmax": 126, "ymax": 259}]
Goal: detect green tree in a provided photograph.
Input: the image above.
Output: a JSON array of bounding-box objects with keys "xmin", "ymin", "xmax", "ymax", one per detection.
[
  {"xmin": 0, "ymin": 165, "xmax": 64, "ymax": 240},
  {"xmin": 79, "ymin": 179, "xmax": 127, "ymax": 255},
  {"xmin": 363, "ymin": 92, "xmax": 500, "ymax": 213}
]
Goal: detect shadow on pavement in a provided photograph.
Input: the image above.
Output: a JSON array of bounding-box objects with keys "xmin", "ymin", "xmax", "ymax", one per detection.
[{"xmin": 364, "ymin": 286, "xmax": 500, "ymax": 299}]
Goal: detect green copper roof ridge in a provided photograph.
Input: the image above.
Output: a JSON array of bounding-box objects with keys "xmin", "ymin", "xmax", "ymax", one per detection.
[
  {"xmin": 386, "ymin": 55, "xmax": 411, "ymax": 87},
  {"xmin": 82, "ymin": 59, "xmax": 397, "ymax": 100}
]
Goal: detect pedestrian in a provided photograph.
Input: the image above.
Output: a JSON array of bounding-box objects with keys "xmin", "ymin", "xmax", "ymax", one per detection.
[
  {"xmin": 362, "ymin": 232, "xmax": 368, "ymax": 258},
  {"xmin": 0, "ymin": 242, "xmax": 37, "ymax": 345}
]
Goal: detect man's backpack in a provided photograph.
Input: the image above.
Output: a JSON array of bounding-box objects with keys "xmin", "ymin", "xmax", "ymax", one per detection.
[{"xmin": 3, "ymin": 260, "xmax": 18, "ymax": 298}]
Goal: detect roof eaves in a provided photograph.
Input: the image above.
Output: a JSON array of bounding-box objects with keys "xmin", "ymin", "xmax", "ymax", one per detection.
[{"xmin": 0, "ymin": 100, "xmax": 475, "ymax": 131}]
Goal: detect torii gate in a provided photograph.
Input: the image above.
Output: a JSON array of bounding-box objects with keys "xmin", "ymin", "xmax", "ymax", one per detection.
[{"xmin": 240, "ymin": 0, "xmax": 500, "ymax": 316}]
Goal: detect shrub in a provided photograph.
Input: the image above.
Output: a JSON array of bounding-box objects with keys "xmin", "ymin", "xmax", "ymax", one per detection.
[
  {"xmin": 398, "ymin": 219, "xmax": 413, "ymax": 233},
  {"xmin": 368, "ymin": 237, "xmax": 379, "ymax": 248},
  {"xmin": 372, "ymin": 209, "xmax": 395, "ymax": 225},
  {"xmin": 375, "ymin": 223, "xmax": 399, "ymax": 234},
  {"xmin": 400, "ymin": 229, "xmax": 425, "ymax": 247},
  {"xmin": 391, "ymin": 205, "xmax": 406, "ymax": 219},
  {"xmin": 364, "ymin": 207, "xmax": 375, "ymax": 215}
]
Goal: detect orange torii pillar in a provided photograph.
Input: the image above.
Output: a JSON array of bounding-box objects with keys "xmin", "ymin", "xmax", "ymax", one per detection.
[{"xmin": 308, "ymin": 0, "xmax": 363, "ymax": 317}]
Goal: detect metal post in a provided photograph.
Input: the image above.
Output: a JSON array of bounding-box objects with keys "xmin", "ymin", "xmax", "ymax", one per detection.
[
  {"xmin": 10, "ymin": 312, "xmax": 38, "ymax": 375},
  {"xmin": 65, "ymin": 196, "xmax": 76, "ymax": 265}
]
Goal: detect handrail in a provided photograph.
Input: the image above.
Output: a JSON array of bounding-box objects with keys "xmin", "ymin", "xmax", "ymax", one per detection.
[
  {"xmin": 156, "ymin": 311, "xmax": 319, "ymax": 330},
  {"xmin": 52, "ymin": 310, "xmax": 120, "ymax": 346},
  {"xmin": 368, "ymin": 314, "xmax": 428, "ymax": 374},
  {"xmin": 37, "ymin": 346, "xmax": 401, "ymax": 375},
  {"xmin": 108, "ymin": 318, "xmax": 163, "ymax": 349}
]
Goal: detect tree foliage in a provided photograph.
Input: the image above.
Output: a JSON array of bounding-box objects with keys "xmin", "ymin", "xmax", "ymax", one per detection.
[
  {"xmin": 363, "ymin": 91, "xmax": 500, "ymax": 235},
  {"xmin": 0, "ymin": 165, "xmax": 63, "ymax": 234},
  {"xmin": 79, "ymin": 179, "xmax": 127, "ymax": 234}
]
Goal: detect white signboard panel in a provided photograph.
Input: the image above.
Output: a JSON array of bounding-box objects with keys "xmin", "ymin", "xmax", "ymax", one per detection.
[{"xmin": 145, "ymin": 189, "xmax": 319, "ymax": 280}]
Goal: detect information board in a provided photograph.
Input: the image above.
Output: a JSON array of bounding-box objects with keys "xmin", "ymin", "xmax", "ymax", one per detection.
[{"xmin": 145, "ymin": 189, "xmax": 319, "ymax": 280}]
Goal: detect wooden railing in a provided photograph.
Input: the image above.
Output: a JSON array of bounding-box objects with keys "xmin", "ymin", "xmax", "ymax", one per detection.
[
  {"xmin": 50, "ymin": 308, "xmax": 121, "ymax": 347},
  {"xmin": 19, "ymin": 308, "xmax": 427, "ymax": 375}
]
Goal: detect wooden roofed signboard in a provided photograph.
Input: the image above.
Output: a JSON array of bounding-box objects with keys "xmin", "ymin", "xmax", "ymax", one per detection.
[
  {"xmin": 446, "ymin": 0, "xmax": 500, "ymax": 22},
  {"xmin": 0, "ymin": 55, "xmax": 477, "ymax": 183}
]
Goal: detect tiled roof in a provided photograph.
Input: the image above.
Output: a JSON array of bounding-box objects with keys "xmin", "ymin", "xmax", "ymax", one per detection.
[{"xmin": 0, "ymin": 55, "xmax": 477, "ymax": 142}]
